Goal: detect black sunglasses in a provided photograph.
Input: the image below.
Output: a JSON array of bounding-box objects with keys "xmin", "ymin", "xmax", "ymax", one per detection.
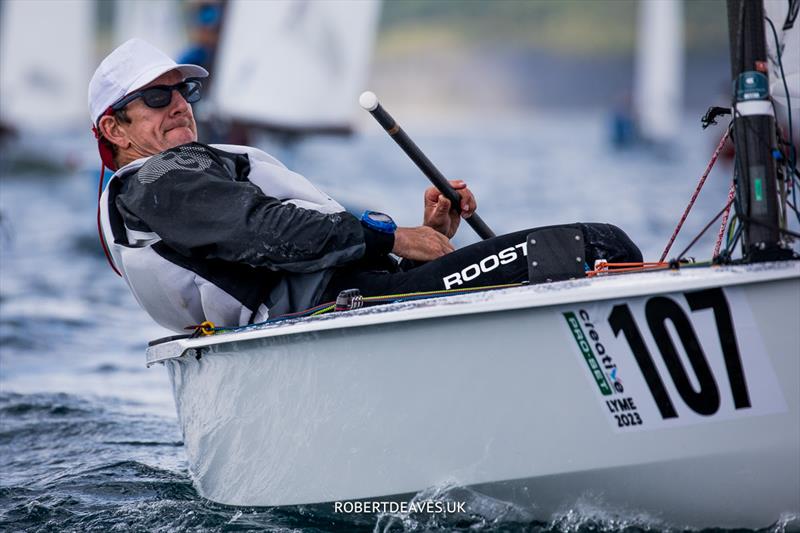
[{"xmin": 111, "ymin": 79, "xmax": 202, "ymax": 112}]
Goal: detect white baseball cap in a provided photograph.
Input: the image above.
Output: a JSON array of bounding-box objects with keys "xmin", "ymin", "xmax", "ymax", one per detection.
[{"xmin": 88, "ymin": 38, "xmax": 208, "ymax": 125}]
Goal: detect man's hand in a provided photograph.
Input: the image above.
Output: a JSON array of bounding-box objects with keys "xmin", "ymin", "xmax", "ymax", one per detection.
[
  {"xmin": 423, "ymin": 180, "xmax": 477, "ymax": 238},
  {"xmin": 392, "ymin": 226, "xmax": 454, "ymax": 261}
]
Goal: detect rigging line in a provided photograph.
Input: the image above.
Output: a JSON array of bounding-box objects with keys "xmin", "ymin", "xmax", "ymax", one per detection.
[
  {"xmin": 727, "ymin": 213, "xmax": 739, "ymax": 245},
  {"xmin": 659, "ymin": 129, "xmax": 730, "ymax": 262},
  {"xmin": 766, "ymin": 16, "xmax": 795, "ymax": 169},
  {"xmin": 731, "ymin": 108, "xmax": 791, "ymax": 171},
  {"xmin": 728, "ymin": 215, "xmax": 739, "ymax": 244},
  {"xmin": 213, "ymin": 282, "xmax": 529, "ymax": 333},
  {"xmin": 732, "ymin": 106, "xmax": 800, "ymax": 227},
  {"xmin": 787, "ymin": 182, "xmax": 800, "ymax": 225},
  {"xmin": 310, "ymin": 305, "xmax": 335, "ymax": 317},
  {"xmin": 676, "ymin": 196, "xmax": 736, "ymax": 261},
  {"xmin": 586, "ymin": 262, "xmax": 670, "ymax": 277},
  {"xmin": 361, "ymin": 282, "xmax": 524, "ymax": 302},
  {"xmin": 787, "ymin": 197, "xmax": 800, "ymax": 217},
  {"xmin": 726, "ymin": 223, "xmax": 743, "ymax": 256},
  {"xmin": 714, "ymin": 182, "xmax": 737, "ymax": 258},
  {"xmin": 731, "ymin": 106, "xmax": 796, "ymax": 172},
  {"xmin": 737, "ymin": 215, "xmax": 800, "ymax": 239}
]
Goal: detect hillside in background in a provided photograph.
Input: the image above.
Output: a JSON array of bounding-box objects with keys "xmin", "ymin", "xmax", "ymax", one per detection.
[
  {"xmin": 378, "ymin": 0, "xmax": 728, "ymax": 55},
  {"xmin": 91, "ymin": 0, "xmax": 732, "ymax": 116},
  {"xmin": 370, "ymin": 0, "xmax": 730, "ymax": 115}
]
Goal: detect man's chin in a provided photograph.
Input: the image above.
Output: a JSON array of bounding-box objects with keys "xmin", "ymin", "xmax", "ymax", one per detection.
[{"xmin": 164, "ymin": 128, "xmax": 197, "ymax": 147}]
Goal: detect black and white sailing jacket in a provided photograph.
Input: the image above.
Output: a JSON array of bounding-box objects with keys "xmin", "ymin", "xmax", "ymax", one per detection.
[{"xmin": 99, "ymin": 143, "xmax": 393, "ymax": 332}]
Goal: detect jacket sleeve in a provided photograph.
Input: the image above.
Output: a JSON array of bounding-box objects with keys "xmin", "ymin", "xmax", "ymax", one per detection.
[{"xmin": 116, "ymin": 144, "xmax": 394, "ymax": 273}]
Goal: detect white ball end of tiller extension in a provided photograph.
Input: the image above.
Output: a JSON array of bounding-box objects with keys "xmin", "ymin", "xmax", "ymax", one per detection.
[{"xmin": 359, "ymin": 91, "xmax": 379, "ymax": 111}]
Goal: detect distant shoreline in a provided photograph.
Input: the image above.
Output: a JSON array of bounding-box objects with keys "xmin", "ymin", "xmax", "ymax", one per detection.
[{"xmin": 369, "ymin": 43, "xmax": 729, "ymax": 114}]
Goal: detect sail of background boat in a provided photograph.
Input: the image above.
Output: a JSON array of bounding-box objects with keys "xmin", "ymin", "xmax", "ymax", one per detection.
[
  {"xmin": 209, "ymin": 0, "xmax": 381, "ymax": 136},
  {"xmin": 112, "ymin": 0, "xmax": 187, "ymax": 60},
  {"xmin": 632, "ymin": 0, "xmax": 684, "ymax": 148}
]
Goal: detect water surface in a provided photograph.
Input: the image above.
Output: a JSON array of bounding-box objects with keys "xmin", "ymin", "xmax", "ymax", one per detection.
[{"xmin": 2, "ymin": 113, "xmax": 796, "ymax": 532}]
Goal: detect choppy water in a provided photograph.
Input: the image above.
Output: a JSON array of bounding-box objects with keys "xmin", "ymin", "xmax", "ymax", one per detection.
[{"xmin": 2, "ymin": 113, "xmax": 798, "ymax": 532}]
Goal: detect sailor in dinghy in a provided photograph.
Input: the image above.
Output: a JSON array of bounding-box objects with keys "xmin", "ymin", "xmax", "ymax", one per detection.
[{"xmin": 91, "ymin": 39, "xmax": 642, "ymax": 333}]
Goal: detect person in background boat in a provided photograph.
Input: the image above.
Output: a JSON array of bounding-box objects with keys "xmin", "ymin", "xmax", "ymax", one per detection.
[
  {"xmin": 92, "ymin": 39, "xmax": 642, "ymax": 333},
  {"xmin": 176, "ymin": 0, "xmax": 221, "ymax": 75},
  {"xmin": 609, "ymin": 91, "xmax": 637, "ymax": 149},
  {"xmin": 175, "ymin": 0, "xmax": 234, "ymax": 144}
]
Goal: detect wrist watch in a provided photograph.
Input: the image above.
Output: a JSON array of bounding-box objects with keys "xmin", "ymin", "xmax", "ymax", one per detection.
[{"xmin": 360, "ymin": 210, "xmax": 397, "ymax": 234}]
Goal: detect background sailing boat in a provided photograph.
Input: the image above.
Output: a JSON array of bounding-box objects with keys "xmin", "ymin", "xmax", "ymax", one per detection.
[
  {"xmin": 112, "ymin": 0, "xmax": 187, "ymax": 60},
  {"xmin": 0, "ymin": 0, "xmax": 95, "ymax": 171},
  {"xmin": 209, "ymin": 0, "xmax": 381, "ymax": 141},
  {"xmin": 632, "ymin": 0, "xmax": 684, "ymax": 149}
]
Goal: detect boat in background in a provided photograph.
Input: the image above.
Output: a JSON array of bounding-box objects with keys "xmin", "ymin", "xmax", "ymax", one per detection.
[
  {"xmin": 0, "ymin": 0, "xmax": 197, "ymax": 175},
  {"xmin": 611, "ymin": 0, "xmax": 684, "ymax": 151},
  {"xmin": 144, "ymin": 0, "xmax": 799, "ymax": 527},
  {"xmin": 632, "ymin": 0, "xmax": 684, "ymax": 150},
  {"xmin": 200, "ymin": 0, "xmax": 381, "ymax": 212},
  {"xmin": 112, "ymin": 0, "xmax": 187, "ymax": 60},
  {"xmin": 0, "ymin": 0, "xmax": 96, "ymax": 173},
  {"xmin": 209, "ymin": 0, "xmax": 381, "ymax": 138}
]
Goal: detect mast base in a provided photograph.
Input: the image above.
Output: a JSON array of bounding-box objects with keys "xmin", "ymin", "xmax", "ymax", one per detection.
[{"xmin": 745, "ymin": 244, "xmax": 797, "ymax": 263}]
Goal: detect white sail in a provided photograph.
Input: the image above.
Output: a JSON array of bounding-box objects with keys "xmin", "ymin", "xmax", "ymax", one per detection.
[
  {"xmin": 632, "ymin": 0, "xmax": 684, "ymax": 145},
  {"xmin": 211, "ymin": 0, "xmax": 381, "ymax": 131},
  {"xmin": 765, "ymin": 0, "xmax": 799, "ymax": 145},
  {"xmin": 0, "ymin": 0, "xmax": 94, "ymax": 131},
  {"xmin": 112, "ymin": 0, "xmax": 187, "ymax": 59}
]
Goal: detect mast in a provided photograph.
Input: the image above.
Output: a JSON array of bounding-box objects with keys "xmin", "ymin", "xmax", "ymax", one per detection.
[
  {"xmin": 210, "ymin": 0, "xmax": 381, "ymax": 137},
  {"xmin": 726, "ymin": 0, "xmax": 788, "ymax": 261},
  {"xmin": 0, "ymin": 0, "xmax": 93, "ymax": 132}
]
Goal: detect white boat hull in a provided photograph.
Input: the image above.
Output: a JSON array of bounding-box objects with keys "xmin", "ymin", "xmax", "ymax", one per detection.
[{"xmin": 148, "ymin": 263, "xmax": 800, "ymax": 528}]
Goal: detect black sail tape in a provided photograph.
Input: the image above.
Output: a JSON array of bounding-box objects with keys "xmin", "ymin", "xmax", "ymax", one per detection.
[{"xmin": 527, "ymin": 225, "xmax": 586, "ymax": 284}]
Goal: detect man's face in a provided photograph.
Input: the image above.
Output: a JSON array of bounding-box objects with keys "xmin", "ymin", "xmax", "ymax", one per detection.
[{"xmin": 117, "ymin": 70, "xmax": 198, "ymax": 155}]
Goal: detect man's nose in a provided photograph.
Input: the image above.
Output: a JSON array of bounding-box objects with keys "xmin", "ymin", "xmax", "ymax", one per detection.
[{"xmin": 168, "ymin": 89, "xmax": 190, "ymax": 114}]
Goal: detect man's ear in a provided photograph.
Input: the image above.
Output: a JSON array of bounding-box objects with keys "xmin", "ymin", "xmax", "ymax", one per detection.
[{"xmin": 98, "ymin": 115, "xmax": 129, "ymax": 149}]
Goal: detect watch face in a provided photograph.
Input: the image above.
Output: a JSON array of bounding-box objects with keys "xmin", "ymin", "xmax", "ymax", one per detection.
[
  {"xmin": 362, "ymin": 211, "xmax": 396, "ymax": 234},
  {"xmin": 368, "ymin": 212, "xmax": 392, "ymax": 223}
]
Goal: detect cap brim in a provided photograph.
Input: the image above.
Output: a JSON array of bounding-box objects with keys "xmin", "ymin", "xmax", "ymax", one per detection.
[{"xmin": 127, "ymin": 62, "xmax": 209, "ymax": 95}]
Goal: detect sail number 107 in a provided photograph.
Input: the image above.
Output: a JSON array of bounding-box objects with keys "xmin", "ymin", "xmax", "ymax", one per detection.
[{"xmin": 608, "ymin": 288, "xmax": 751, "ymax": 419}]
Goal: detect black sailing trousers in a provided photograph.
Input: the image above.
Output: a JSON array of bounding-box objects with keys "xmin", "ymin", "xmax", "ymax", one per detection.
[{"xmin": 321, "ymin": 223, "xmax": 642, "ymax": 301}]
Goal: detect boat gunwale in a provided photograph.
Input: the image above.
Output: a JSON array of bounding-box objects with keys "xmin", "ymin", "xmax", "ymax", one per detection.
[{"xmin": 145, "ymin": 261, "xmax": 800, "ymax": 366}]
